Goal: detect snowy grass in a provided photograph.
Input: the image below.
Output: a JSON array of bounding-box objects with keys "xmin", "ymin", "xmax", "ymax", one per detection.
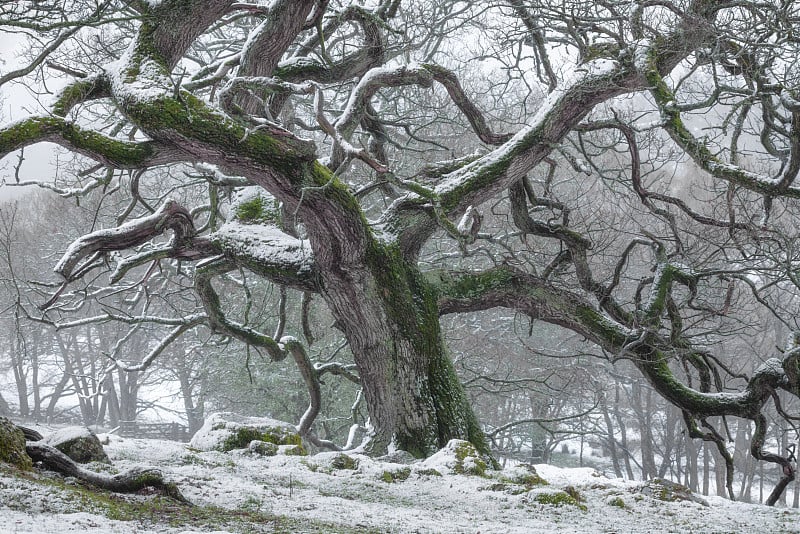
[{"xmin": 2, "ymin": 433, "xmax": 800, "ymax": 533}]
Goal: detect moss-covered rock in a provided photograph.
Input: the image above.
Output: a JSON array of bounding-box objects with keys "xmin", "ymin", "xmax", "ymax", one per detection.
[
  {"xmin": 190, "ymin": 412, "xmax": 302, "ymax": 452},
  {"xmin": 305, "ymin": 452, "xmax": 359, "ymax": 472},
  {"xmin": 329, "ymin": 453, "xmax": 358, "ymax": 470},
  {"xmin": 419, "ymin": 439, "xmax": 491, "ymax": 477},
  {"xmin": 503, "ymin": 464, "xmax": 548, "ymax": 488},
  {"xmin": 639, "ymin": 478, "xmax": 708, "ymax": 506},
  {"xmin": 279, "ymin": 444, "xmax": 307, "ymax": 456},
  {"xmin": 530, "ymin": 490, "xmax": 587, "ymax": 511},
  {"xmin": 43, "ymin": 426, "xmax": 110, "ymax": 464},
  {"xmin": 248, "ymin": 440, "xmax": 279, "ymax": 457},
  {"xmin": 379, "ymin": 467, "xmax": 411, "ymax": 483},
  {"xmin": 488, "ymin": 464, "xmax": 549, "ymax": 494},
  {"xmin": 0, "ymin": 417, "xmax": 32, "ymax": 470}
]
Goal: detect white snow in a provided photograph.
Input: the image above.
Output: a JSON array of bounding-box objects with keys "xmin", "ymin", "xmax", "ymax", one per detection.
[
  {"xmin": 456, "ymin": 205, "xmax": 477, "ymax": 235},
  {"xmin": 211, "ymin": 221, "xmax": 313, "ymax": 274},
  {"xmin": 2, "ymin": 430, "xmax": 800, "ymax": 533},
  {"xmin": 106, "ymin": 41, "xmax": 173, "ymax": 105},
  {"xmin": 433, "ymin": 57, "xmax": 618, "ymax": 200},
  {"xmin": 42, "ymin": 426, "xmax": 94, "ymax": 446}
]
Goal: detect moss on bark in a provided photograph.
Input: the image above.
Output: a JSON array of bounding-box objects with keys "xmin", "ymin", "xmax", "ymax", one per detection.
[
  {"xmin": 363, "ymin": 241, "xmax": 492, "ymax": 459},
  {"xmin": 0, "ymin": 116, "xmax": 156, "ymax": 168}
]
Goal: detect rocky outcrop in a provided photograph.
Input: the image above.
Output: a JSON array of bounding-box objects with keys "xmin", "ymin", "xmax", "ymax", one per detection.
[
  {"xmin": 190, "ymin": 412, "xmax": 303, "ymax": 453},
  {"xmin": 43, "ymin": 426, "xmax": 110, "ymax": 464}
]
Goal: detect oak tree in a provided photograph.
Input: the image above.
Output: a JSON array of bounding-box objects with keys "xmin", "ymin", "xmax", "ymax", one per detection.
[{"xmin": 4, "ymin": 0, "xmax": 800, "ymax": 504}]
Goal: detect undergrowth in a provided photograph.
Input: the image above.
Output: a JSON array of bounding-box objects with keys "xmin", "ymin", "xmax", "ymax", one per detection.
[{"xmin": 0, "ymin": 465, "xmax": 380, "ymax": 534}]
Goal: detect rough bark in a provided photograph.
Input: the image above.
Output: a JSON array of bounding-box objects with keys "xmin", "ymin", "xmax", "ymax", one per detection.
[
  {"xmin": 3, "ymin": 0, "xmax": 798, "ymax": 479},
  {"xmin": 26, "ymin": 441, "xmax": 189, "ymax": 502}
]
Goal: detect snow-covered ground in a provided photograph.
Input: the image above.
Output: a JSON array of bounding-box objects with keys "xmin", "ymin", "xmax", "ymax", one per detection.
[{"xmin": 1, "ymin": 432, "xmax": 799, "ymax": 534}]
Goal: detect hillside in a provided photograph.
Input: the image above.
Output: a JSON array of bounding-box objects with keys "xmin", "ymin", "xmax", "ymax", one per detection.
[{"xmin": 1, "ymin": 431, "xmax": 798, "ymax": 534}]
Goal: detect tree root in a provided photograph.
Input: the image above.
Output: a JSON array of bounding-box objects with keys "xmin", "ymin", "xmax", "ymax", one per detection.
[
  {"xmin": 25, "ymin": 441, "xmax": 190, "ymax": 504},
  {"xmin": 17, "ymin": 425, "xmax": 43, "ymax": 441}
]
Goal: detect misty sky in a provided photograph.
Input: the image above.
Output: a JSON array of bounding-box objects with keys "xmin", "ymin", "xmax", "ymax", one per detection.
[{"xmin": 0, "ymin": 30, "xmax": 59, "ymax": 199}]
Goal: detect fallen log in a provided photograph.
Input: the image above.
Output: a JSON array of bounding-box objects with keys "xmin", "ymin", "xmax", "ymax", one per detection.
[{"xmin": 25, "ymin": 441, "xmax": 190, "ymax": 503}]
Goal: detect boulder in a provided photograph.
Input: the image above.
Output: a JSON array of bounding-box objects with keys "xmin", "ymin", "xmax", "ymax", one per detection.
[
  {"xmin": 0, "ymin": 416, "xmax": 32, "ymax": 470},
  {"xmin": 639, "ymin": 478, "xmax": 708, "ymax": 506},
  {"xmin": 278, "ymin": 444, "xmax": 307, "ymax": 456},
  {"xmin": 190, "ymin": 412, "xmax": 302, "ymax": 452},
  {"xmin": 43, "ymin": 426, "xmax": 110, "ymax": 464},
  {"xmin": 419, "ymin": 439, "xmax": 490, "ymax": 476},
  {"xmin": 306, "ymin": 451, "xmax": 359, "ymax": 472}
]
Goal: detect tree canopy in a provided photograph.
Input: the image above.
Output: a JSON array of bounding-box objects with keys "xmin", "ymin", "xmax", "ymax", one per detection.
[{"xmin": 3, "ymin": 0, "xmax": 800, "ymax": 505}]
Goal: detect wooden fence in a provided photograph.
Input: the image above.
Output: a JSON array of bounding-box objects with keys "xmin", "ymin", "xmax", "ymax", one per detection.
[{"xmin": 118, "ymin": 421, "xmax": 191, "ymax": 442}]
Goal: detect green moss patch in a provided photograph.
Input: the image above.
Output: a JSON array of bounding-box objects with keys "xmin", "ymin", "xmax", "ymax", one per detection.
[
  {"xmin": 453, "ymin": 441, "xmax": 488, "ymax": 476},
  {"xmin": 233, "ymin": 191, "xmax": 282, "ymax": 225},
  {"xmin": 280, "ymin": 444, "xmax": 307, "ymax": 456},
  {"xmin": 248, "ymin": 440, "xmax": 279, "ymax": 457},
  {"xmin": 0, "ymin": 417, "xmax": 32, "ymax": 471},
  {"xmin": 532, "ymin": 490, "xmax": 588, "ymax": 511},
  {"xmin": 220, "ymin": 426, "xmax": 301, "ymax": 452},
  {"xmin": 608, "ymin": 496, "xmax": 626, "ymax": 508},
  {"xmin": 330, "ymin": 453, "xmax": 359, "ymax": 470},
  {"xmin": 380, "ymin": 467, "xmax": 411, "ymax": 483}
]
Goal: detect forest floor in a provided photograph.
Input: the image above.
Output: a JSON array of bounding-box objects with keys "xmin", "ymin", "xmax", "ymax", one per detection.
[{"xmin": 0, "ymin": 430, "xmax": 798, "ymax": 533}]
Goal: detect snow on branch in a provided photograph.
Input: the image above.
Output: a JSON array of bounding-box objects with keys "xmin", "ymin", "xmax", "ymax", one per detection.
[
  {"xmin": 274, "ymin": 4, "xmax": 386, "ymax": 85},
  {"xmin": 51, "ymin": 73, "xmax": 111, "ymax": 116},
  {"xmin": 0, "ymin": 0, "xmax": 115, "ymax": 87},
  {"xmin": 211, "ymin": 219, "xmax": 318, "ymax": 291},
  {"xmin": 336, "ymin": 65, "xmax": 434, "ymax": 140},
  {"xmin": 110, "ymin": 321, "xmax": 202, "ymax": 373},
  {"xmin": 432, "ymin": 57, "xmax": 623, "ymax": 215},
  {"xmin": 424, "ymin": 64, "xmax": 514, "ymax": 145},
  {"xmin": 642, "ymin": 49, "xmax": 800, "ymax": 200},
  {"xmin": 53, "ymin": 312, "xmax": 207, "ymax": 330},
  {"xmin": 238, "ymin": 0, "xmax": 317, "ymax": 78},
  {"xmin": 325, "ymin": 63, "xmax": 513, "ymax": 173},
  {"xmin": 55, "ymin": 199, "xmax": 196, "ymax": 282},
  {"xmin": 217, "ymin": 76, "xmax": 314, "ymax": 116}
]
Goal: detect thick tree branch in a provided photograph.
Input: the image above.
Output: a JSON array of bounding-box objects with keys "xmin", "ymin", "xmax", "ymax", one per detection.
[
  {"xmin": 0, "ymin": 116, "xmax": 181, "ymax": 169},
  {"xmin": 51, "ymin": 74, "xmax": 112, "ymax": 116},
  {"xmin": 211, "ymin": 220, "xmax": 319, "ymax": 292},
  {"xmin": 274, "ymin": 5, "xmax": 386, "ymax": 85},
  {"xmin": 433, "ymin": 265, "xmax": 789, "ymax": 421},
  {"xmin": 54, "ymin": 199, "xmax": 197, "ymax": 282},
  {"xmin": 424, "ymin": 64, "xmax": 514, "ymax": 145},
  {"xmin": 238, "ymin": 0, "xmax": 317, "ymax": 79},
  {"xmin": 644, "ymin": 52, "xmax": 800, "ymax": 199},
  {"xmin": 138, "ymin": 0, "xmax": 235, "ymax": 71}
]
